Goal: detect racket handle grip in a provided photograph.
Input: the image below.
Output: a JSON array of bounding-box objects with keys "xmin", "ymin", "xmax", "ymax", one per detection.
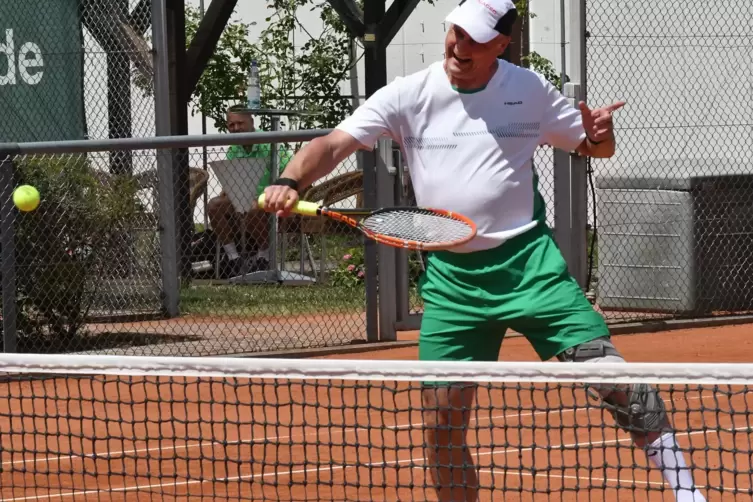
[{"xmin": 257, "ymin": 193, "xmax": 320, "ymax": 217}]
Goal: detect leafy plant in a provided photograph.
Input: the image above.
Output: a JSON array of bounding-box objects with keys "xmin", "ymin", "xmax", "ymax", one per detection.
[
  {"xmin": 329, "ymin": 246, "xmax": 425, "ymax": 288},
  {"xmin": 330, "ymin": 247, "xmax": 366, "ymax": 288},
  {"xmin": 135, "ymin": 0, "xmax": 560, "ymax": 127},
  {"xmin": 180, "ymin": 1, "xmax": 357, "ymax": 133},
  {"xmin": 524, "ymin": 51, "xmax": 566, "ymax": 89},
  {"xmin": 185, "ymin": 6, "xmax": 258, "ymax": 131},
  {"xmin": 10, "ymin": 155, "xmax": 141, "ymax": 350}
]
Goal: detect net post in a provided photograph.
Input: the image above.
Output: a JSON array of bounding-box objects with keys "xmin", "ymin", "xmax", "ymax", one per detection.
[
  {"xmin": 152, "ymin": 0, "xmax": 180, "ymax": 317},
  {"xmin": 0, "ymin": 146, "xmax": 19, "ymax": 353},
  {"xmin": 376, "ymin": 139, "xmax": 398, "ymax": 342}
]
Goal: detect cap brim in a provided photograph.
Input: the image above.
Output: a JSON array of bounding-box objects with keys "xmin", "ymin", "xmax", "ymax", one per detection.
[{"xmin": 445, "ymin": 6, "xmax": 499, "ymax": 44}]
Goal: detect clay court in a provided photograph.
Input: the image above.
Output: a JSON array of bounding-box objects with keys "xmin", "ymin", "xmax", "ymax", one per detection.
[{"xmin": 1, "ymin": 322, "xmax": 752, "ymax": 501}]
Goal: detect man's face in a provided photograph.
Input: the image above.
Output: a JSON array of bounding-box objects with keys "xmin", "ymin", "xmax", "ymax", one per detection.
[
  {"xmin": 227, "ymin": 112, "xmax": 253, "ymax": 133},
  {"xmin": 444, "ymin": 24, "xmax": 510, "ymax": 81}
]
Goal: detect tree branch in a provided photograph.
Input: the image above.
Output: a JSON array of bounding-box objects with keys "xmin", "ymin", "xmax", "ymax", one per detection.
[
  {"xmin": 326, "ymin": 0, "xmax": 365, "ymax": 38},
  {"xmin": 377, "ymin": 0, "xmax": 420, "ymax": 47}
]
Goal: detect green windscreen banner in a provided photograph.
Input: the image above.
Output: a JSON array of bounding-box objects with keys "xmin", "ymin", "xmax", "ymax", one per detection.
[{"xmin": 0, "ymin": 0, "xmax": 86, "ymax": 142}]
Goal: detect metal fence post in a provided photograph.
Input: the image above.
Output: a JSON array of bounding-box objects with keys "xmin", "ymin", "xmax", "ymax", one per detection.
[
  {"xmin": 0, "ymin": 148, "xmax": 19, "ymax": 352},
  {"xmin": 269, "ymin": 116, "xmax": 280, "ymax": 276},
  {"xmin": 362, "ymin": 149, "xmax": 379, "ymax": 343},
  {"xmin": 553, "ymin": 148, "xmax": 572, "ymax": 272},
  {"xmin": 568, "ymin": 0, "xmax": 589, "ymax": 289},
  {"xmin": 393, "ymin": 147, "xmax": 410, "ymax": 325},
  {"xmin": 152, "ymin": 0, "xmax": 179, "ymax": 317},
  {"xmin": 376, "ymin": 139, "xmax": 398, "ymax": 342},
  {"xmin": 555, "ymin": 0, "xmax": 589, "ymax": 289}
]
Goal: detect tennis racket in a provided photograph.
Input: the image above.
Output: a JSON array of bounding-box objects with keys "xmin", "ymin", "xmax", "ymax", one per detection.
[{"xmin": 257, "ymin": 194, "xmax": 476, "ymax": 251}]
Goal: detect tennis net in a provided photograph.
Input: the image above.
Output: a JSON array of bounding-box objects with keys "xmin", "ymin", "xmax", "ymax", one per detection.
[{"xmin": 0, "ymin": 354, "xmax": 751, "ymax": 501}]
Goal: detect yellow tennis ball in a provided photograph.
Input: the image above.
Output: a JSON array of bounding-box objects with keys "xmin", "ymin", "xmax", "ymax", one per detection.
[{"xmin": 13, "ymin": 185, "xmax": 40, "ymax": 212}]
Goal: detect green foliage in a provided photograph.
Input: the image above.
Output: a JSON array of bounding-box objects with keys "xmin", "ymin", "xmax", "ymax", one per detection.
[
  {"xmin": 515, "ymin": 0, "xmax": 533, "ymax": 17},
  {"xmin": 184, "ymin": 1, "xmax": 355, "ymax": 133},
  {"xmin": 330, "ymin": 247, "xmax": 366, "ymax": 288},
  {"xmin": 186, "ymin": 6, "xmax": 257, "ymax": 131},
  {"xmin": 524, "ymin": 51, "xmax": 565, "ymax": 89},
  {"xmin": 137, "ymin": 0, "xmax": 561, "ymax": 129},
  {"xmin": 12, "ymin": 155, "xmax": 141, "ymax": 349},
  {"xmin": 329, "ymin": 246, "xmax": 424, "ymax": 288}
]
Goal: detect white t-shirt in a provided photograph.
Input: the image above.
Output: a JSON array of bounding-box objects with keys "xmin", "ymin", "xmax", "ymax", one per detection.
[{"xmin": 336, "ymin": 59, "xmax": 586, "ymax": 253}]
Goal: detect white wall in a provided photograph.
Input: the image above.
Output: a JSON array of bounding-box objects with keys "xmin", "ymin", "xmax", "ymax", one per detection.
[{"xmin": 586, "ymin": 0, "xmax": 753, "ymax": 184}]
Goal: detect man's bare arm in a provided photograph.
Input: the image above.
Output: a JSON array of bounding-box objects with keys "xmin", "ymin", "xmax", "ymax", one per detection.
[
  {"xmin": 279, "ymin": 129, "xmax": 366, "ymax": 191},
  {"xmin": 261, "ymin": 129, "xmax": 368, "ymax": 216}
]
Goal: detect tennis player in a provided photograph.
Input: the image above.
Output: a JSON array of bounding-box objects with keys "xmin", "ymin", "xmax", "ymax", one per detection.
[{"xmin": 262, "ymin": 1, "xmax": 705, "ymax": 500}]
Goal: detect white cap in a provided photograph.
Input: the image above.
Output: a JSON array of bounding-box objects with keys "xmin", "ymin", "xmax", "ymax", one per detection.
[{"xmin": 445, "ymin": 0, "xmax": 518, "ymax": 44}]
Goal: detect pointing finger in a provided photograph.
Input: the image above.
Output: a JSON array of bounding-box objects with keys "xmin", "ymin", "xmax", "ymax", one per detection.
[{"xmin": 606, "ymin": 101, "xmax": 626, "ymax": 112}]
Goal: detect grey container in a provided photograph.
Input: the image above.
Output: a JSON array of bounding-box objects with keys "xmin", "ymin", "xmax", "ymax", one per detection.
[{"xmin": 596, "ymin": 159, "xmax": 753, "ymax": 314}]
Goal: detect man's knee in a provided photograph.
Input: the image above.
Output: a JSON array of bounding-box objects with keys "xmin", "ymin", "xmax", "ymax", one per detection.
[{"xmin": 556, "ymin": 337, "xmax": 671, "ymax": 435}]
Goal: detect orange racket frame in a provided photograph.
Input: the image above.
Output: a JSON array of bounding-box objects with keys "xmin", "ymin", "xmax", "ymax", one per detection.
[{"xmin": 258, "ymin": 195, "xmax": 476, "ymax": 251}]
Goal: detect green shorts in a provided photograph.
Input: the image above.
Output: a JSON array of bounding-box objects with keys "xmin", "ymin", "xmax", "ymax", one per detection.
[{"xmin": 418, "ymin": 223, "xmax": 608, "ymax": 370}]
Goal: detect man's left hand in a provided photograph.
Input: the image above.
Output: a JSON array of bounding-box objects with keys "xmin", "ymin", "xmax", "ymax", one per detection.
[{"xmin": 579, "ymin": 100, "xmax": 625, "ymax": 144}]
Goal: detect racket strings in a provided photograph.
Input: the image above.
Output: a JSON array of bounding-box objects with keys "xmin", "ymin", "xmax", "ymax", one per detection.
[{"xmin": 361, "ymin": 209, "xmax": 474, "ymax": 245}]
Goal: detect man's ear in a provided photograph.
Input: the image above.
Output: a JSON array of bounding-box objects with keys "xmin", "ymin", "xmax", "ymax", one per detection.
[{"xmin": 495, "ymin": 34, "xmax": 511, "ymax": 55}]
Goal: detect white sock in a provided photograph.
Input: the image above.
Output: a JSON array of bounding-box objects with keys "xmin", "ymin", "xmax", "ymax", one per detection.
[
  {"xmin": 647, "ymin": 432, "xmax": 705, "ymax": 502},
  {"xmin": 223, "ymin": 243, "xmax": 239, "ymax": 261}
]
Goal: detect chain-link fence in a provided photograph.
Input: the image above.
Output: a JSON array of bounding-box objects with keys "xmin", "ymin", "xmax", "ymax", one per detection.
[
  {"xmin": 586, "ymin": 0, "xmax": 753, "ymax": 323},
  {"xmin": 0, "ymin": 131, "xmax": 375, "ymax": 356}
]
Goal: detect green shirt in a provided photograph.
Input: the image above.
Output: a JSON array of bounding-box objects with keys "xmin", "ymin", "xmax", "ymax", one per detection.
[{"xmin": 226, "ymin": 143, "xmax": 293, "ymax": 197}]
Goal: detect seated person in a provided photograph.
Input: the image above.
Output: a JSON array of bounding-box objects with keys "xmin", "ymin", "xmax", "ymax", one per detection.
[{"xmin": 208, "ymin": 106, "xmax": 292, "ymax": 278}]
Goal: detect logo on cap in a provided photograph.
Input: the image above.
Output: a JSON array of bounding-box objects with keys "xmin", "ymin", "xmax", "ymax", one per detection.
[{"xmin": 459, "ymin": 0, "xmax": 501, "ymax": 15}]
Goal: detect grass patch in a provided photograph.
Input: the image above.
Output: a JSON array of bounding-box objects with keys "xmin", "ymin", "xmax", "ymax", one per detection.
[{"xmin": 180, "ymin": 284, "xmax": 366, "ymax": 317}]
